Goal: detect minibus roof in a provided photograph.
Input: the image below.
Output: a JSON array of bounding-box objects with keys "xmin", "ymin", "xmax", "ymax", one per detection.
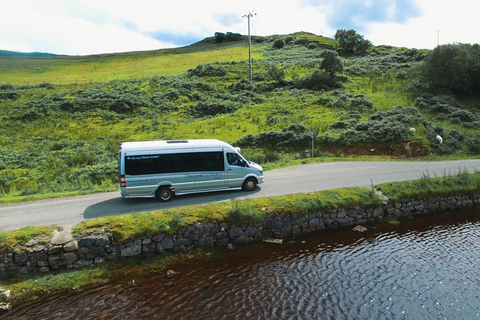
[{"xmin": 120, "ymin": 139, "xmax": 233, "ymax": 152}]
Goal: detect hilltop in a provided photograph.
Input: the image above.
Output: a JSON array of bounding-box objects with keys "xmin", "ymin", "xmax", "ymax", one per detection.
[
  {"xmin": 0, "ymin": 32, "xmax": 337, "ymax": 85},
  {"xmin": 0, "ymin": 31, "xmax": 479, "ymax": 203}
]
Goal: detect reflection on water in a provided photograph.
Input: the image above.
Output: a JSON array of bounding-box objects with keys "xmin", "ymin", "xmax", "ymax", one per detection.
[{"xmin": 5, "ymin": 209, "xmax": 480, "ymax": 320}]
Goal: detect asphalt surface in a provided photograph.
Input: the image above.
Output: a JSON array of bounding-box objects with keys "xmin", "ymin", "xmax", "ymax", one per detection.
[{"xmin": 1, "ymin": 159, "xmax": 480, "ymax": 232}]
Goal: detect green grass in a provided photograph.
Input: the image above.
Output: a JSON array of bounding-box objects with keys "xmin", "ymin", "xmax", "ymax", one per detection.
[
  {"xmin": 71, "ymin": 186, "xmax": 382, "ymax": 243},
  {"xmin": 1, "ymin": 31, "xmax": 480, "ymax": 204},
  {"xmin": 0, "ymin": 226, "xmax": 56, "ymax": 253},
  {"xmin": 376, "ymin": 169, "xmax": 480, "ymax": 201},
  {"xmin": 0, "ymin": 45, "xmax": 264, "ymax": 86}
]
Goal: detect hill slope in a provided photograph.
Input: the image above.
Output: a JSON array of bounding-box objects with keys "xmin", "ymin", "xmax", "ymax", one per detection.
[{"xmin": 0, "ymin": 32, "xmax": 479, "ymax": 203}]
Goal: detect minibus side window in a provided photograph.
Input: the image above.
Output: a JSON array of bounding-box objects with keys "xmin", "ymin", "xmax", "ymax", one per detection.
[
  {"xmin": 125, "ymin": 154, "xmax": 162, "ymax": 175},
  {"xmin": 162, "ymin": 153, "xmax": 194, "ymax": 173},
  {"xmin": 226, "ymin": 153, "xmax": 245, "ymax": 167},
  {"xmin": 195, "ymin": 151, "xmax": 224, "ymax": 171}
]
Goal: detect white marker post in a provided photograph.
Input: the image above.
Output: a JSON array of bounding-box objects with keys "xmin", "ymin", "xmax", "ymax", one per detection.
[{"xmin": 311, "ymin": 132, "xmax": 315, "ymax": 158}]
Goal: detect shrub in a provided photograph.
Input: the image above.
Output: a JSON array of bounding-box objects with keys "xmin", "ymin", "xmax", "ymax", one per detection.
[
  {"xmin": 235, "ymin": 125, "xmax": 310, "ymax": 150},
  {"xmin": 187, "ymin": 64, "xmax": 227, "ymax": 77},
  {"xmin": 193, "ymin": 100, "xmax": 240, "ymax": 117},
  {"xmin": 331, "ymin": 106, "xmax": 427, "ymax": 144},
  {"xmin": 349, "ymin": 94, "xmax": 373, "ymax": 112},
  {"xmin": 414, "ymin": 94, "xmax": 478, "ymax": 125},
  {"xmin": 225, "ymin": 32, "xmax": 242, "ymax": 42},
  {"xmin": 0, "ymin": 91, "xmax": 20, "ymax": 100},
  {"xmin": 229, "ymin": 79, "xmax": 255, "ymax": 92},
  {"xmin": 273, "ymin": 39, "xmax": 285, "ymax": 49},
  {"xmin": 214, "ymin": 32, "xmax": 225, "ymax": 43},
  {"xmin": 296, "ymin": 70, "xmax": 343, "ymax": 91},
  {"xmin": 466, "ymin": 136, "xmax": 480, "ymax": 154}
]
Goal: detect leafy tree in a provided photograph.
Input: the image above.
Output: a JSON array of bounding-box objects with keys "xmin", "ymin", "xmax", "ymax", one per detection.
[
  {"xmin": 334, "ymin": 29, "xmax": 372, "ymax": 54},
  {"xmin": 421, "ymin": 43, "xmax": 480, "ymax": 95},
  {"xmin": 225, "ymin": 32, "xmax": 242, "ymax": 42},
  {"xmin": 320, "ymin": 50, "xmax": 343, "ymax": 76},
  {"xmin": 214, "ymin": 32, "xmax": 226, "ymax": 43}
]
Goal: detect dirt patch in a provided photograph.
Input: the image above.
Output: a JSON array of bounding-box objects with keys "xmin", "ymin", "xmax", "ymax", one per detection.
[{"xmin": 321, "ymin": 140, "xmax": 431, "ymax": 158}]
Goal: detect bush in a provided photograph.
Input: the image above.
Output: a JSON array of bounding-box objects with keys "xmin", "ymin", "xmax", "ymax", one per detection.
[
  {"xmin": 349, "ymin": 94, "xmax": 373, "ymax": 112},
  {"xmin": 331, "ymin": 106, "xmax": 427, "ymax": 144},
  {"xmin": 193, "ymin": 100, "xmax": 240, "ymax": 117},
  {"xmin": 0, "ymin": 91, "xmax": 20, "ymax": 100},
  {"xmin": 273, "ymin": 39, "xmax": 285, "ymax": 49},
  {"xmin": 229, "ymin": 79, "xmax": 255, "ymax": 92},
  {"xmin": 225, "ymin": 32, "xmax": 242, "ymax": 42},
  {"xmin": 296, "ymin": 70, "xmax": 343, "ymax": 91},
  {"xmin": 467, "ymin": 136, "xmax": 480, "ymax": 154},
  {"xmin": 235, "ymin": 124, "xmax": 310, "ymax": 150},
  {"xmin": 187, "ymin": 64, "xmax": 227, "ymax": 77}
]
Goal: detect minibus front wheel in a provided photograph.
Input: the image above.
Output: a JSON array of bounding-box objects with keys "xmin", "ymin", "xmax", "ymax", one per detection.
[
  {"xmin": 156, "ymin": 186, "xmax": 175, "ymax": 202},
  {"xmin": 242, "ymin": 177, "xmax": 257, "ymax": 191}
]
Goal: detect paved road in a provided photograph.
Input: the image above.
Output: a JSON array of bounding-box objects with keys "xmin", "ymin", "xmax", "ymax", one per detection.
[{"xmin": 1, "ymin": 160, "xmax": 480, "ymax": 232}]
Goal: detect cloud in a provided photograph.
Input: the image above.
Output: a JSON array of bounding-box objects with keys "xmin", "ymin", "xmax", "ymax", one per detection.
[
  {"xmin": 303, "ymin": 0, "xmax": 423, "ymax": 33},
  {"xmin": 0, "ymin": 0, "xmax": 477, "ymax": 55}
]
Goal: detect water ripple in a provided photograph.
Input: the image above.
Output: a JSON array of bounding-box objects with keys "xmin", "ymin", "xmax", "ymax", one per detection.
[{"xmin": 5, "ymin": 209, "xmax": 480, "ymax": 319}]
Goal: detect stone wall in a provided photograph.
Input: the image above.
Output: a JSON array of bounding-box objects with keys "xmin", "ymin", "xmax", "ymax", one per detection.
[{"xmin": 1, "ymin": 193, "xmax": 479, "ymax": 276}]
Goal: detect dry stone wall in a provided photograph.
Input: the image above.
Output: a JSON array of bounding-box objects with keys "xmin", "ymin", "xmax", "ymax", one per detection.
[{"xmin": 1, "ymin": 194, "xmax": 479, "ymax": 276}]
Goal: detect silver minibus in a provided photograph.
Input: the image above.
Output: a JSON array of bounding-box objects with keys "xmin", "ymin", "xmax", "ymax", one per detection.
[{"xmin": 118, "ymin": 139, "xmax": 264, "ymax": 201}]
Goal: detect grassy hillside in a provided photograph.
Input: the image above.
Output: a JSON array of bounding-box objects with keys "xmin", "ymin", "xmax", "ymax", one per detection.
[{"xmin": 0, "ymin": 32, "xmax": 479, "ymax": 203}]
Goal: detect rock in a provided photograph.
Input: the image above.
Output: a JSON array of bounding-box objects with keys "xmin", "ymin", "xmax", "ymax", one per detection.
[
  {"xmin": 47, "ymin": 245, "xmax": 62, "ymax": 255},
  {"xmin": 0, "ymin": 302, "xmax": 11, "ymax": 313},
  {"xmin": 48, "ymin": 255, "xmax": 67, "ymax": 269},
  {"xmin": 13, "ymin": 253, "xmax": 29, "ymax": 264},
  {"xmin": 96, "ymin": 237, "xmax": 110, "ymax": 247},
  {"xmin": 79, "ymin": 237, "xmax": 96, "ymax": 248},
  {"xmin": 63, "ymin": 241, "xmax": 78, "ymax": 252},
  {"xmin": 227, "ymin": 243, "xmax": 234, "ymax": 250},
  {"xmin": 353, "ymin": 225, "xmax": 368, "ymax": 233},
  {"xmin": 120, "ymin": 245, "xmax": 142, "ymax": 257},
  {"xmin": 174, "ymin": 245, "xmax": 187, "ymax": 254},
  {"xmin": 39, "ymin": 267, "xmax": 50, "ymax": 273},
  {"xmin": 263, "ymin": 238, "xmax": 283, "ymax": 244},
  {"xmin": 26, "ymin": 239, "xmax": 39, "ymax": 247},
  {"xmin": 0, "ymin": 290, "xmax": 10, "ymax": 300},
  {"xmin": 64, "ymin": 252, "xmax": 78, "ymax": 265},
  {"xmin": 161, "ymin": 237, "xmax": 174, "ymax": 250},
  {"xmin": 51, "ymin": 225, "xmax": 74, "ymax": 245}
]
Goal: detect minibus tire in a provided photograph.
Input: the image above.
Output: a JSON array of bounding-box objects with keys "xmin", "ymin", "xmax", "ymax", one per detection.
[
  {"xmin": 242, "ymin": 177, "xmax": 257, "ymax": 191},
  {"xmin": 156, "ymin": 186, "xmax": 174, "ymax": 202}
]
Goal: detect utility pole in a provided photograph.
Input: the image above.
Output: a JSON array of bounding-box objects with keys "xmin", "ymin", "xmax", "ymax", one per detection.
[
  {"xmin": 243, "ymin": 11, "xmax": 256, "ymax": 82},
  {"xmin": 436, "ymin": 30, "xmax": 441, "ymax": 47}
]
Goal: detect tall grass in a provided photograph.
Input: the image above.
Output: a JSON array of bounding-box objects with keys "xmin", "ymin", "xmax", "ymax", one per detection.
[{"xmin": 376, "ymin": 168, "xmax": 480, "ymax": 201}]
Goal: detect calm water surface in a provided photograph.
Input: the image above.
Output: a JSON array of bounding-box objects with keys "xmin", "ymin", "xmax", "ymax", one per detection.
[{"xmin": 4, "ymin": 209, "xmax": 480, "ymax": 320}]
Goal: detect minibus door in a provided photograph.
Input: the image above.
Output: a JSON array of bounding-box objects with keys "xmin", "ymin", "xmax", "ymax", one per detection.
[
  {"xmin": 193, "ymin": 151, "xmax": 227, "ymax": 191},
  {"xmin": 225, "ymin": 152, "xmax": 247, "ymax": 188}
]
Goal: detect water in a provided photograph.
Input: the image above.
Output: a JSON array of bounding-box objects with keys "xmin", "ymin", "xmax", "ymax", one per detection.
[{"xmin": 4, "ymin": 209, "xmax": 480, "ymax": 319}]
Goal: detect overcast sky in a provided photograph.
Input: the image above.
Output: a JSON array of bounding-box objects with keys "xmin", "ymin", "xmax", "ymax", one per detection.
[{"xmin": 0, "ymin": 0, "xmax": 477, "ymax": 55}]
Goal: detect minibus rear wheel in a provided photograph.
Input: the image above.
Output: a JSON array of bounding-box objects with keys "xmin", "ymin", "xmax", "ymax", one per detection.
[
  {"xmin": 156, "ymin": 186, "xmax": 174, "ymax": 202},
  {"xmin": 242, "ymin": 177, "xmax": 257, "ymax": 191}
]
